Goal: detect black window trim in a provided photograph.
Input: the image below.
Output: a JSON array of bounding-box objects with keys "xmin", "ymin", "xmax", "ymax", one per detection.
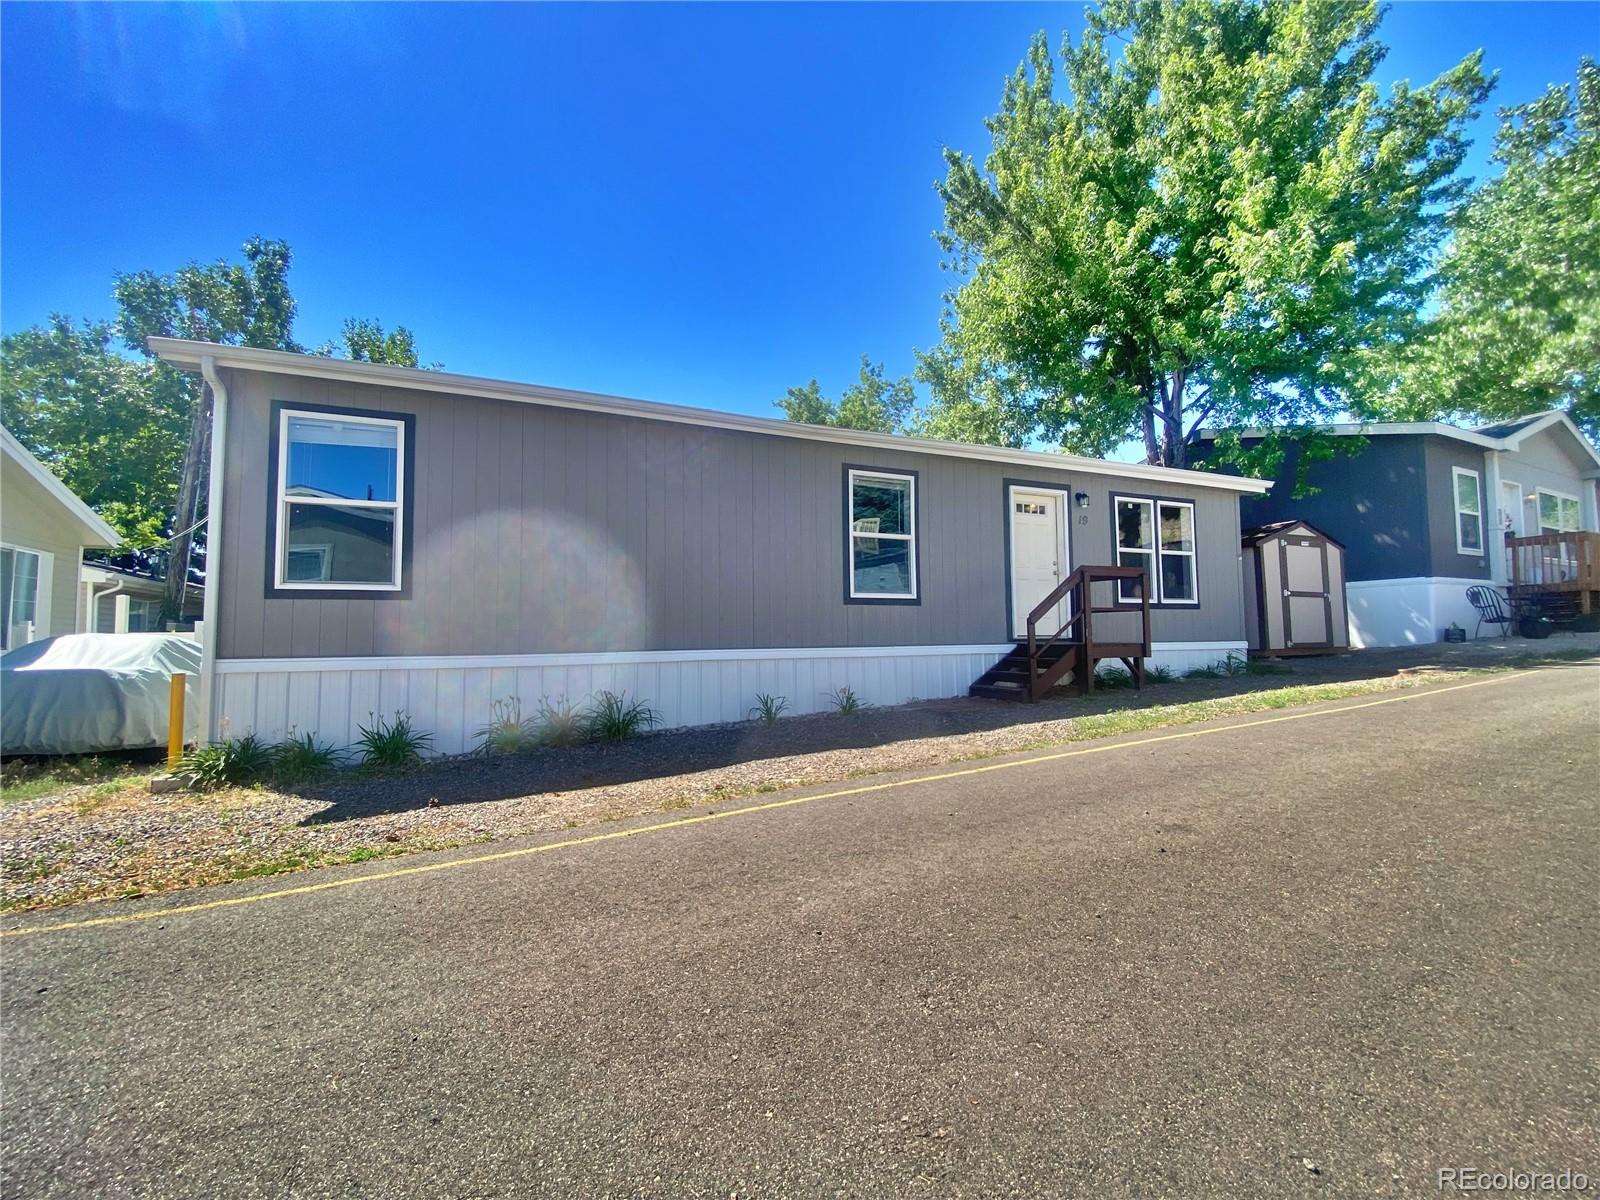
[
  {"xmin": 841, "ymin": 463, "xmax": 922, "ymax": 606},
  {"xmin": 1109, "ymin": 491, "xmax": 1202, "ymax": 609}
]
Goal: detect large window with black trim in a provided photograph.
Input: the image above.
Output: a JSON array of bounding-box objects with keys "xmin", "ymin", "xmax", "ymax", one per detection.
[
  {"xmin": 846, "ymin": 467, "xmax": 917, "ymax": 601},
  {"xmin": 1113, "ymin": 495, "xmax": 1198, "ymax": 606},
  {"xmin": 273, "ymin": 408, "xmax": 407, "ymax": 591}
]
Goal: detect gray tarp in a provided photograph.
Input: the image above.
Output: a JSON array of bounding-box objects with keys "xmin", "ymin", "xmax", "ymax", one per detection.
[{"xmin": 1, "ymin": 634, "xmax": 202, "ymax": 756}]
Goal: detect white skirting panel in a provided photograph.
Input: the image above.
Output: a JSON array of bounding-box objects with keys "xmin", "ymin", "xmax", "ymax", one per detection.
[
  {"xmin": 213, "ymin": 640, "xmax": 1249, "ymax": 754},
  {"xmin": 1136, "ymin": 641, "xmax": 1248, "ymax": 675},
  {"xmin": 1345, "ymin": 577, "xmax": 1488, "ymax": 648}
]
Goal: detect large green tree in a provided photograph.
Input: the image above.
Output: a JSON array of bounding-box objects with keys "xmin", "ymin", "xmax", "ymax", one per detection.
[
  {"xmin": 1, "ymin": 237, "xmax": 435, "ymax": 619},
  {"xmin": 776, "ymin": 355, "xmax": 917, "ymax": 433},
  {"xmin": 1, "ymin": 316, "xmax": 189, "ymax": 547},
  {"xmin": 925, "ymin": 0, "xmax": 1490, "ymax": 476},
  {"xmin": 1378, "ymin": 59, "xmax": 1599, "ymax": 438}
]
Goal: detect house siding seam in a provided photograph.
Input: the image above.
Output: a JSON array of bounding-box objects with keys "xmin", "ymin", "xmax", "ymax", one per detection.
[{"xmin": 216, "ymin": 367, "xmax": 1249, "ymax": 662}]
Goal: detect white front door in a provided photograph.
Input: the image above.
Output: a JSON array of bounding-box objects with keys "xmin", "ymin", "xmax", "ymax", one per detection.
[{"xmin": 1010, "ymin": 491, "xmax": 1066, "ymax": 638}]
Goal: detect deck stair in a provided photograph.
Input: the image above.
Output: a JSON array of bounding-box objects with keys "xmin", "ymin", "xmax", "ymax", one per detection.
[{"xmin": 968, "ymin": 564, "xmax": 1152, "ymax": 702}]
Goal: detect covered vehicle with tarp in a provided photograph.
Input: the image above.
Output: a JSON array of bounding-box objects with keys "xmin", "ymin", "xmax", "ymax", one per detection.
[{"xmin": 1, "ymin": 634, "xmax": 201, "ymax": 756}]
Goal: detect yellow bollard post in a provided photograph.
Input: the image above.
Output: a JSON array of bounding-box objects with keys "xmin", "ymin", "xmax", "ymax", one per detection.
[{"xmin": 168, "ymin": 673, "xmax": 187, "ymax": 768}]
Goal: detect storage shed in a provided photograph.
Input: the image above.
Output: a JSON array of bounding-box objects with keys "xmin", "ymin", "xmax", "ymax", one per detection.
[{"xmin": 1242, "ymin": 521, "xmax": 1350, "ymax": 655}]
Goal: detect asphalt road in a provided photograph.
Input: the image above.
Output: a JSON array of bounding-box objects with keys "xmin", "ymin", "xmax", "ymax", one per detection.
[{"xmin": 3, "ymin": 665, "xmax": 1598, "ymax": 1199}]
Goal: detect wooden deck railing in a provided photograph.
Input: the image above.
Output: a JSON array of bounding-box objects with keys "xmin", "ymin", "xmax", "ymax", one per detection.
[
  {"xmin": 1023, "ymin": 564, "xmax": 1152, "ymax": 698},
  {"xmin": 1507, "ymin": 531, "xmax": 1600, "ymax": 596}
]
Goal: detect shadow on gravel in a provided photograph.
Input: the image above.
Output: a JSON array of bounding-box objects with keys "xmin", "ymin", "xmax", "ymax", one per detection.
[{"xmin": 280, "ymin": 644, "xmax": 1598, "ymax": 824}]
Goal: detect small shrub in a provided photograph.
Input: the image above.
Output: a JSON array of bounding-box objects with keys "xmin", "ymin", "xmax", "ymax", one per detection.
[
  {"xmin": 272, "ymin": 730, "xmax": 344, "ymax": 780},
  {"xmin": 355, "ymin": 711, "xmax": 433, "ymax": 770},
  {"xmin": 1096, "ymin": 666, "xmax": 1135, "ymax": 689},
  {"xmin": 1144, "ymin": 664, "xmax": 1178, "ymax": 684},
  {"xmin": 1218, "ymin": 652, "xmax": 1251, "ymax": 677},
  {"xmin": 1184, "ymin": 664, "xmax": 1223, "ymax": 680},
  {"xmin": 586, "ymin": 691, "xmax": 660, "ymax": 741},
  {"xmin": 749, "ymin": 693, "xmax": 791, "ymax": 724},
  {"xmin": 475, "ymin": 696, "xmax": 541, "ymax": 755},
  {"xmin": 535, "ymin": 696, "xmax": 588, "ymax": 747},
  {"xmin": 178, "ymin": 734, "xmax": 276, "ymax": 790},
  {"xmin": 824, "ymin": 686, "xmax": 866, "ymax": 715}
]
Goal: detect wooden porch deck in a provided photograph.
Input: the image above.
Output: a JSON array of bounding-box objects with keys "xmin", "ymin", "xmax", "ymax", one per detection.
[{"xmin": 1507, "ymin": 530, "xmax": 1600, "ymax": 618}]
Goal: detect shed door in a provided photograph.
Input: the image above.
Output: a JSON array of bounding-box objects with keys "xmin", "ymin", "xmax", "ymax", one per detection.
[
  {"xmin": 1279, "ymin": 536, "xmax": 1332, "ymax": 649},
  {"xmin": 1011, "ymin": 492, "xmax": 1066, "ymax": 638}
]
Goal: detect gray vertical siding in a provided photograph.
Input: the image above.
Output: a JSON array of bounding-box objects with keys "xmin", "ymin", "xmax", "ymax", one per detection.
[
  {"xmin": 1495, "ymin": 426, "xmax": 1599, "ymax": 529},
  {"xmin": 1214, "ymin": 437, "xmax": 1433, "ymax": 582},
  {"xmin": 217, "ymin": 368, "xmax": 1249, "ymax": 660},
  {"xmin": 1422, "ymin": 436, "xmax": 1492, "ymax": 582}
]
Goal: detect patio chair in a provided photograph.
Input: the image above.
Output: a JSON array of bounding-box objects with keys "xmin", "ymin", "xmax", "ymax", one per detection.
[{"xmin": 1466, "ymin": 585, "xmax": 1511, "ymax": 640}]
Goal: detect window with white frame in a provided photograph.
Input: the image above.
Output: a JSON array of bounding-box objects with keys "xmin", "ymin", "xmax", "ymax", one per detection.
[
  {"xmin": 1537, "ymin": 489, "xmax": 1582, "ymax": 534},
  {"xmin": 1114, "ymin": 496, "xmax": 1198, "ymax": 605},
  {"xmin": 126, "ymin": 597, "xmax": 162, "ymax": 633},
  {"xmin": 0, "ymin": 545, "xmax": 43, "ymax": 650},
  {"xmin": 847, "ymin": 468, "xmax": 917, "ymax": 600},
  {"xmin": 275, "ymin": 410, "xmax": 405, "ymax": 590},
  {"xmin": 1157, "ymin": 500, "xmax": 1197, "ymax": 603},
  {"xmin": 1114, "ymin": 497, "xmax": 1154, "ymax": 602},
  {"xmin": 1452, "ymin": 467, "xmax": 1484, "ymax": 555}
]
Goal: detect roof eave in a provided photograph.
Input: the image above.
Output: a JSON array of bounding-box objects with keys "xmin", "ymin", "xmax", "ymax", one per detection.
[
  {"xmin": 149, "ymin": 337, "xmax": 1273, "ymax": 495},
  {"xmin": 1, "ymin": 427, "xmax": 122, "ymax": 547}
]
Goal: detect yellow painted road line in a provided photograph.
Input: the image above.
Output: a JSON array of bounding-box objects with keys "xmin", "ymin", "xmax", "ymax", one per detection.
[{"xmin": 0, "ymin": 667, "xmax": 1575, "ymax": 940}]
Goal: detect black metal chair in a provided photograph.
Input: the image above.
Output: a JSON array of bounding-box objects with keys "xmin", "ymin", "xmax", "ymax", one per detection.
[{"xmin": 1466, "ymin": 585, "xmax": 1511, "ymax": 639}]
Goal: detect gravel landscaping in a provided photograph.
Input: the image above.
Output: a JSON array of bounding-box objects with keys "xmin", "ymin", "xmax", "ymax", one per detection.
[{"xmin": 3, "ymin": 636, "xmax": 1595, "ymax": 911}]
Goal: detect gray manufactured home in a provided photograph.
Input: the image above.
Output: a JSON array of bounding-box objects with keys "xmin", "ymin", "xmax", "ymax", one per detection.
[
  {"xmin": 151, "ymin": 339, "xmax": 1270, "ymax": 754},
  {"xmin": 1200, "ymin": 415, "xmax": 1600, "ymax": 647}
]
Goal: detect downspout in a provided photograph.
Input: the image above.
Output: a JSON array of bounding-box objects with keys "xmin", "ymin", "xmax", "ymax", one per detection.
[
  {"xmin": 197, "ymin": 355, "xmax": 228, "ymax": 745},
  {"xmin": 86, "ymin": 579, "xmax": 127, "ymax": 632}
]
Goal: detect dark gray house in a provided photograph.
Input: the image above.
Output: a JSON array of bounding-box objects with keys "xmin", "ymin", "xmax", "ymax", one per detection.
[
  {"xmin": 151, "ymin": 338, "xmax": 1269, "ymax": 753},
  {"xmin": 1200, "ymin": 414, "xmax": 1600, "ymax": 646}
]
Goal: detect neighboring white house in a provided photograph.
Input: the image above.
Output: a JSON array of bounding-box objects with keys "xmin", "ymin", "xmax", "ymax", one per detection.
[
  {"xmin": 1, "ymin": 426, "xmax": 121, "ymax": 651},
  {"xmin": 80, "ymin": 561, "xmax": 204, "ymax": 633}
]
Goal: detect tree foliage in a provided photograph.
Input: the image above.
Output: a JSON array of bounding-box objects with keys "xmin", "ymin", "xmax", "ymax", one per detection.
[
  {"xmin": 926, "ymin": 0, "xmax": 1490, "ymax": 476},
  {"xmin": 0, "ymin": 317, "xmax": 188, "ymax": 548},
  {"xmin": 1377, "ymin": 58, "xmax": 1599, "ymax": 438},
  {"xmin": 332, "ymin": 318, "xmax": 440, "ymax": 369},
  {"xmin": 776, "ymin": 355, "xmax": 916, "ymax": 433},
  {"xmin": 113, "ymin": 235, "xmax": 302, "ymax": 354},
  {"xmin": 1, "ymin": 237, "xmax": 436, "ymax": 571}
]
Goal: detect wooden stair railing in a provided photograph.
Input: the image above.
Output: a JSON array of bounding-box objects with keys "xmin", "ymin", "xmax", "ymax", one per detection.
[
  {"xmin": 1507, "ymin": 531, "xmax": 1600, "ymax": 616},
  {"xmin": 965, "ymin": 564, "xmax": 1148, "ymax": 701},
  {"xmin": 968, "ymin": 565, "xmax": 1153, "ymax": 702},
  {"xmin": 1025, "ymin": 564, "xmax": 1152, "ymax": 699}
]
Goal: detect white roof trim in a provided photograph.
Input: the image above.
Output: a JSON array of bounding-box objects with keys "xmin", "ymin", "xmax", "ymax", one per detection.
[
  {"xmin": 148, "ymin": 338, "xmax": 1272, "ymax": 495},
  {"xmin": 1197, "ymin": 413, "xmax": 1600, "ymax": 474},
  {"xmin": 1, "ymin": 426, "xmax": 121, "ymax": 546}
]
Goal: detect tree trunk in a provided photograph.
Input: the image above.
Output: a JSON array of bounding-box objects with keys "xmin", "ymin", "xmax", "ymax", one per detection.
[
  {"xmin": 1162, "ymin": 367, "xmax": 1187, "ymax": 468},
  {"xmin": 163, "ymin": 377, "xmax": 211, "ymax": 626},
  {"xmin": 1140, "ymin": 400, "xmax": 1160, "ymax": 465}
]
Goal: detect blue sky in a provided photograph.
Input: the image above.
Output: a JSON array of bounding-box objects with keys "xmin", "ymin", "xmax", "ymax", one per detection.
[{"xmin": 3, "ymin": 2, "xmax": 1597, "ymax": 421}]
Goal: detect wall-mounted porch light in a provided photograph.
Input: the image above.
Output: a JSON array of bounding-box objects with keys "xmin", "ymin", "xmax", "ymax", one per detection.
[{"xmin": 1074, "ymin": 491, "xmax": 1091, "ymax": 509}]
